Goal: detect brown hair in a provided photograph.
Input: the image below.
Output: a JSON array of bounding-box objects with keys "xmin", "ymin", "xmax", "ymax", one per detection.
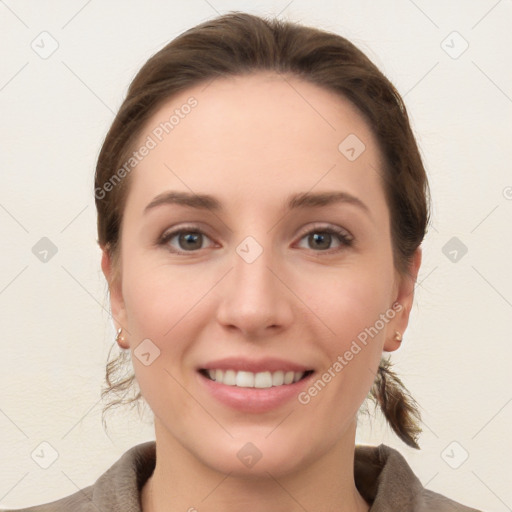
[{"xmin": 96, "ymin": 12, "xmax": 430, "ymax": 449}]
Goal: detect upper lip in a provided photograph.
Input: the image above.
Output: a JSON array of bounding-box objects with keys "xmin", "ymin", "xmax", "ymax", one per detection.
[{"xmin": 199, "ymin": 357, "xmax": 313, "ymax": 373}]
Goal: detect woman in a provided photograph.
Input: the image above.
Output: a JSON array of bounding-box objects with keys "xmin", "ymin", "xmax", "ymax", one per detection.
[{"xmin": 6, "ymin": 12, "xmax": 482, "ymax": 512}]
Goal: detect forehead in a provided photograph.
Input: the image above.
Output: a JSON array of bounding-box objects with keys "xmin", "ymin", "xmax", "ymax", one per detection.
[
  {"xmin": 138, "ymin": 71, "xmax": 378, "ymax": 155},
  {"xmin": 126, "ymin": 72, "xmax": 386, "ymax": 218}
]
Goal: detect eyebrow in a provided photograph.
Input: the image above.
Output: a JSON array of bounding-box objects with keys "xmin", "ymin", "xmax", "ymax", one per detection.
[{"xmin": 144, "ymin": 190, "xmax": 371, "ymax": 217}]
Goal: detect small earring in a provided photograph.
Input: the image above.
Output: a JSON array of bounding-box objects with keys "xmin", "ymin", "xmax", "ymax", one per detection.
[
  {"xmin": 116, "ymin": 327, "xmax": 127, "ymax": 349},
  {"xmin": 394, "ymin": 330, "xmax": 402, "ymax": 342}
]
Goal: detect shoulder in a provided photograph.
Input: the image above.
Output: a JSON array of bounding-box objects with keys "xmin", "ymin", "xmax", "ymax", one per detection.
[
  {"xmin": 0, "ymin": 441, "xmax": 156, "ymax": 512},
  {"xmin": 0, "ymin": 488, "xmax": 94, "ymax": 512},
  {"xmin": 354, "ymin": 443, "xmax": 484, "ymax": 512},
  {"xmin": 421, "ymin": 487, "xmax": 483, "ymax": 512}
]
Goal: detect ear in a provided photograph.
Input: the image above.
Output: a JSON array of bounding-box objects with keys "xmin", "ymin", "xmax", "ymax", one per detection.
[
  {"xmin": 101, "ymin": 247, "xmax": 128, "ymax": 344},
  {"xmin": 384, "ymin": 247, "xmax": 422, "ymax": 352}
]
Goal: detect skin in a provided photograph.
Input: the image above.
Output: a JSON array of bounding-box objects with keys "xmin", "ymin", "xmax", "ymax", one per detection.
[{"xmin": 101, "ymin": 72, "xmax": 422, "ymax": 512}]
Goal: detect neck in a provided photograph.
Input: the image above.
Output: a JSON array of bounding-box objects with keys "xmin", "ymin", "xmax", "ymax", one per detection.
[{"xmin": 142, "ymin": 419, "xmax": 370, "ymax": 512}]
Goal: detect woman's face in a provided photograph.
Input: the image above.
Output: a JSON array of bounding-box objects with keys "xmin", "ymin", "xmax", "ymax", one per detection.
[{"xmin": 103, "ymin": 72, "xmax": 420, "ymax": 477}]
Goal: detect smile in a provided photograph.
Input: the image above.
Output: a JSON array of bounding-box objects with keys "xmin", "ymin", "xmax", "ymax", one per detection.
[{"xmin": 200, "ymin": 369, "xmax": 313, "ymax": 388}]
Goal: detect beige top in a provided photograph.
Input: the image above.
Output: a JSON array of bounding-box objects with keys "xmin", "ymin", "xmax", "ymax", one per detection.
[{"xmin": 3, "ymin": 441, "xmax": 483, "ymax": 511}]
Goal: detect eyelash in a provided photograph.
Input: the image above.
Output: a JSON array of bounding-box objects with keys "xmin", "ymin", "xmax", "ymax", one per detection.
[{"xmin": 157, "ymin": 223, "xmax": 354, "ymax": 255}]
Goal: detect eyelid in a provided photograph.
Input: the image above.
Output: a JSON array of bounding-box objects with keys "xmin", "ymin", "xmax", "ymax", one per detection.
[{"xmin": 295, "ymin": 222, "xmax": 353, "ymax": 241}]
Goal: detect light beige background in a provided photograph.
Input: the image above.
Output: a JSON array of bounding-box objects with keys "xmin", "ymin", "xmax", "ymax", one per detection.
[{"xmin": 0, "ymin": 1, "xmax": 511, "ymax": 510}]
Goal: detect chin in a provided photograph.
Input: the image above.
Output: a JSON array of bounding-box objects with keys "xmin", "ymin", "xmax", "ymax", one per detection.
[
  {"xmin": 183, "ymin": 431, "xmax": 315, "ymax": 479},
  {"xmin": 212, "ymin": 449, "xmax": 306, "ymax": 479}
]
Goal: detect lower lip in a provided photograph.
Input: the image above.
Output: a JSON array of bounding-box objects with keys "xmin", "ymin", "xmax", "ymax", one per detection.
[{"xmin": 198, "ymin": 371, "xmax": 314, "ymax": 413}]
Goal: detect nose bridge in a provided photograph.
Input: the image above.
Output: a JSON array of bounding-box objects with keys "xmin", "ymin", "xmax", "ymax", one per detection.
[
  {"xmin": 232, "ymin": 234, "xmax": 280, "ymax": 304},
  {"xmin": 216, "ymin": 231, "xmax": 292, "ymax": 333}
]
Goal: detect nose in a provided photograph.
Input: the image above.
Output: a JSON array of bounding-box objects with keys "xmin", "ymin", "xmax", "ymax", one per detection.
[{"xmin": 216, "ymin": 238, "xmax": 294, "ymax": 339}]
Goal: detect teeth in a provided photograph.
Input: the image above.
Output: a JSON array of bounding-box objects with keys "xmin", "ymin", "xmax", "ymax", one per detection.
[
  {"xmin": 254, "ymin": 371, "xmax": 272, "ymax": 388},
  {"xmin": 235, "ymin": 371, "xmax": 254, "ymax": 387},
  {"xmin": 205, "ymin": 369, "xmax": 307, "ymax": 388},
  {"xmin": 272, "ymin": 371, "xmax": 284, "ymax": 386},
  {"xmin": 284, "ymin": 371, "xmax": 294, "ymax": 384},
  {"xmin": 223, "ymin": 369, "xmax": 236, "ymax": 385}
]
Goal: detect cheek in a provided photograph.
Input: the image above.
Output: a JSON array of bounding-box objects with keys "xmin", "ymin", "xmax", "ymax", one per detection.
[
  {"xmin": 122, "ymin": 252, "xmax": 197, "ymax": 330},
  {"xmin": 303, "ymin": 261, "xmax": 394, "ymax": 342},
  {"xmin": 296, "ymin": 274, "xmax": 390, "ymax": 436},
  {"xmin": 121, "ymin": 262, "xmax": 201, "ymax": 424},
  {"xmin": 121, "ymin": 258, "xmax": 212, "ymax": 372},
  {"xmin": 301, "ymin": 262, "xmax": 393, "ymax": 397}
]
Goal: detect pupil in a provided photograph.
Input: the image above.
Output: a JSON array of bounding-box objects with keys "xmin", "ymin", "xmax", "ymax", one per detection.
[
  {"xmin": 181, "ymin": 232, "xmax": 201, "ymax": 250},
  {"xmin": 312, "ymin": 233, "xmax": 330, "ymax": 249}
]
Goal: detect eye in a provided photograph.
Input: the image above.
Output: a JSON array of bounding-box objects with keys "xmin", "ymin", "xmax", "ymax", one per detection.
[
  {"xmin": 296, "ymin": 224, "xmax": 354, "ymax": 253},
  {"xmin": 158, "ymin": 223, "xmax": 354, "ymax": 255},
  {"xmin": 158, "ymin": 226, "xmax": 215, "ymax": 253}
]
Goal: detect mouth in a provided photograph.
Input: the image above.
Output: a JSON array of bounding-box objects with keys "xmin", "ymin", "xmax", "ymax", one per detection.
[
  {"xmin": 197, "ymin": 357, "xmax": 316, "ymax": 412},
  {"xmin": 198, "ymin": 368, "xmax": 314, "ymax": 388}
]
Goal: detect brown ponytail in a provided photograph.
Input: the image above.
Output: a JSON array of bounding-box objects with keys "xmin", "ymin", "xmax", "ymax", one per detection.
[{"xmin": 368, "ymin": 357, "xmax": 422, "ymax": 449}]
